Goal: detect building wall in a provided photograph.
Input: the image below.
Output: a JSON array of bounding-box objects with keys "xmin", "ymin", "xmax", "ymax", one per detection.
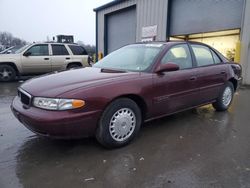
[
  {"xmin": 96, "ymin": 0, "xmax": 249, "ymax": 85},
  {"xmin": 97, "ymin": 0, "xmax": 168, "ymax": 54},
  {"xmin": 136, "ymin": 0, "xmax": 168, "ymax": 42},
  {"xmin": 240, "ymin": 0, "xmax": 250, "ymax": 85}
]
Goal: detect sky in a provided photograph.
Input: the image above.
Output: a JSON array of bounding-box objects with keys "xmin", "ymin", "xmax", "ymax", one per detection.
[{"xmin": 0, "ymin": 0, "xmax": 111, "ymax": 45}]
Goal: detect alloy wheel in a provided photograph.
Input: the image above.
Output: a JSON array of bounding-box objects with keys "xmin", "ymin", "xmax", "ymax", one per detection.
[{"xmin": 0, "ymin": 67, "xmax": 13, "ymax": 81}]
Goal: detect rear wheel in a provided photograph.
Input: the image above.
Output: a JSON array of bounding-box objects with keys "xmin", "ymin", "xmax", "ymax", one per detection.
[
  {"xmin": 212, "ymin": 82, "xmax": 234, "ymax": 111},
  {"xmin": 67, "ymin": 64, "xmax": 81, "ymax": 70},
  {"xmin": 96, "ymin": 98, "xmax": 142, "ymax": 148},
  {"xmin": 0, "ymin": 65, "xmax": 16, "ymax": 82}
]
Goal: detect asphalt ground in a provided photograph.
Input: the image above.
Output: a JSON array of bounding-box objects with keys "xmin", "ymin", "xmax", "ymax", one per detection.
[{"xmin": 0, "ymin": 80, "xmax": 250, "ymax": 188}]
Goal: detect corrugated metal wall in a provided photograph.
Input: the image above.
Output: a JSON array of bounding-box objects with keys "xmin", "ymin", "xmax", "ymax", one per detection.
[
  {"xmin": 97, "ymin": 0, "xmax": 168, "ymax": 54},
  {"xmin": 240, "ymin": 0, "xmax": 250, "ymax": 85},
  {"xmin": 136, "ymin": 0, "xmax": 168, "ymax": 42}
]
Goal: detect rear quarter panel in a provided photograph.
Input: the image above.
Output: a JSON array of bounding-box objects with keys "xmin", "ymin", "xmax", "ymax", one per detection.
[{"xmin": 70, "ymin": 55, "xmax": 89, "ymax": 67}]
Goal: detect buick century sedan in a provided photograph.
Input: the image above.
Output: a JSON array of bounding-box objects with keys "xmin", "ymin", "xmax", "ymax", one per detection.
[{"xmin": 11, "ymin": 41, "xmax": 242, "ymax": 148}]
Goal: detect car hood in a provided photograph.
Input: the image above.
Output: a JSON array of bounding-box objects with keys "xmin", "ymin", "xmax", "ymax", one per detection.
[
  {"xmin": 20, "ymin": 67, "xmax": 141, "ymax": 97},
  {"xmin": 0, "ymin": 53, "xmax": 20, "ymax": 61},
  {"xmin": 0, "ymin": 53, "xmax": 19, "ymax": 57}
]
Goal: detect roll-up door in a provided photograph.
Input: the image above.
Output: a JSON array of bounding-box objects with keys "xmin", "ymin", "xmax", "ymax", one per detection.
[
  {"xmin": 170, "ymin": 0, "xmax": 244, "ymax": 36},
  {"xmin": 106, "ymin": 6, "xmax": 136, "ymax": 54}
]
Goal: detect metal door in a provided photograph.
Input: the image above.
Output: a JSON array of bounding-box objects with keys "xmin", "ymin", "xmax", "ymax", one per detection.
[{"xmin": 106, "ymin": 6, "xmax": 136, "ymax": 54}]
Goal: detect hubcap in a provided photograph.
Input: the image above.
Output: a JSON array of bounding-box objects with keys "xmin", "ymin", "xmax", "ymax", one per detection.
[
  {"xmin": 0, "ymin": 68, "xmax": 12, "ymax": 80},
  {"xmin": 109, "ymin": 108, "xmax": 136, "ymax": 142},
  {"xmin": 222, "ymin": 86, "xmax": 232, "ymax": 107}
]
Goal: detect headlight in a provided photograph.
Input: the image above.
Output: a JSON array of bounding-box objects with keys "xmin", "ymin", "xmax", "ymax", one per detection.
[{"xmin": 33, "ymin": 97, "xmax": 85, "ymax": 110}]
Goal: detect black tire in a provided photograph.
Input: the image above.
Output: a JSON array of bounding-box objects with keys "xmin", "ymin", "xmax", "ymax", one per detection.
[
  {"xmin": 0, "ymin": 65, "xmax": 16, "ymax": 82},
  {"xmin": 96, "ymin": 98, "xmax": 142, "ymax": 148},
  {"xmin": 212, "ymin": 82, "xmax": 234, "ymax": 111},
  {"xmin": 67, "ymin": 64, "xmax": 81, "ymax": 70}
]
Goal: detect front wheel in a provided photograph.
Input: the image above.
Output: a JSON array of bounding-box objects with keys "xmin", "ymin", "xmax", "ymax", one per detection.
[
  {"xmin": 96, "ymin": 98, "xmax": 142, "ymax": 148},
  {"xmin": 213, "ymin": 82, "xmax": 234, "ymax": 111},
  {"xmin": 0, "ymin": 65, "xmax": 16, "ymax": 82}
]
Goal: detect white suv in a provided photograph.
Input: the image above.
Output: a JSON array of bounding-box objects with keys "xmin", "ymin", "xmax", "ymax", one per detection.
[{"xmin": 0, "ymin": 42, "xmax": 90, "ymax": 81}]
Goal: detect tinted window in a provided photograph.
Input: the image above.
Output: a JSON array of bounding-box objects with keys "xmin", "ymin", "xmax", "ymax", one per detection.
[
  {"xmin": 161, "ymin": 44, "xmax": 192, "ymax": 69},
  {"xmin": 211, "ymin": 50, "xmax": 221, "ymax": 64},
  {"xmin": 52, "ymin": 45, "xmax": 69, "ymax": 55},
  {"xmin": 26, "ymin": 45, "xmax": 49, "ymax": 56},
  {"xmin": 191, "ymin": 45, "xmax": 214, "ymax": 66},
  {"xmin": 69, "ymin": 45, "xmax": 87, "ymax": 55}
]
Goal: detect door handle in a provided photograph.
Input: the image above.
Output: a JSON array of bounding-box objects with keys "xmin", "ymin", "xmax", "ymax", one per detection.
[
  {"xmin": 190, "ymin": 76, "xmax": 197, "ymax": 81},
  {"xmin": 44, "ymin": 58, "xmax": 49, "ymax": 60},
  {"xmin": 66, "ymin": 57, "xmax": 70, "ymax": 60},
  {"xmin": 220, "ymin": 71, "xmax": 226, "ymax": 74}
]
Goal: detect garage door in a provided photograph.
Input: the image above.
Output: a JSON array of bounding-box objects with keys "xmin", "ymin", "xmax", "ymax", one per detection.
[
  {"xmin": 170, "ymin": 0, "xmax": 244, "ymax": 36},
  {"xmin": 106, "ymin": 6, "xmax": 136, "ymax": 54}
]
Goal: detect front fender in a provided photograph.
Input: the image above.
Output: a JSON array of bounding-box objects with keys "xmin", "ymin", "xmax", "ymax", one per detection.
[{"xmin": 0, "ymin": 60, "xmax": 22, "ymax": 73}]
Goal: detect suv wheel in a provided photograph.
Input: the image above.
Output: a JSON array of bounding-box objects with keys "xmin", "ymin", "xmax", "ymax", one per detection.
[
  {"xmin": 212, "ymin": 82, "xmax": 234, "ymax": 111},
  {"xmin": 96, "ymin": 98, "xmax": 142, "ymax": 148},
  {"xmin": 67, "ymin": 64, "xmax": 81, "ymax": 70},
  {"xmin": 0, "ymin": 65, "xmax": 16, "ymax": 82}
]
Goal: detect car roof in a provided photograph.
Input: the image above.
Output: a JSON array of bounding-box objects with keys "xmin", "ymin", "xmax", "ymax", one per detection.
[
  {"xmin": 131, "ymin": 40, "xmax": 228, "ymax": 62},
  {"xmin": 30, "ymin": 42, "xmax": 79, "ymax": 46},
  {"xmin": 134, "ymin": 40, "xmax": 209, "ymax": 46}
]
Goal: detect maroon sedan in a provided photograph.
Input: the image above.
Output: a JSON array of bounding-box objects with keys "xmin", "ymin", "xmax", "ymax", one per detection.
[{"xmin": 11, "ymin": 41, "xmax": 242, "ymax": 148}]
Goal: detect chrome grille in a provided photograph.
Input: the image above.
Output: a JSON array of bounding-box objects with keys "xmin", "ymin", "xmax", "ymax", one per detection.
[{"xmin": 18, "ymin": 88, "xmax": 32, "ymax": 106}]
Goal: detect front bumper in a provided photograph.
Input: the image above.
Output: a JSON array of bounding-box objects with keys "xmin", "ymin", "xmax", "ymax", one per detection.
[{"xmin": 11, "ymin": 96, "xmax": 102, "ymax": 139}]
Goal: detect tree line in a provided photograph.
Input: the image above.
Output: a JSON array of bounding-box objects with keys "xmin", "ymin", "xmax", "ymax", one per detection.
[
  {"xmin": 77, "ymin": 41, "xmax": 95, "ymax": 55},
  {"xmin": 0, "ymin": 31, "xmax": 27, "ymax": 50}
]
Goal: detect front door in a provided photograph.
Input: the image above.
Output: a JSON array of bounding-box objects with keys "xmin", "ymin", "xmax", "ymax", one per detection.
[
  {"xmin": 21, "ymin": 44, "xmax": 51, "ymax": 74},
  {"xmin": 152, "ymin": 44, "xmax": 200, "ymax": 116}
]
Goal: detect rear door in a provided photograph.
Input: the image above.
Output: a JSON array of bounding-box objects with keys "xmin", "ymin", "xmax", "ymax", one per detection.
[
  {"xmin": 50, "ymin": 44, "xmax": 71, "ymax": 71},
  {"xmin": 152, "ymin": 44, "xmax": 200, "ymax": 116},
  {"xmin": 21, "ymin": 44, "xmax": 51, "ymax": 74},
  {"xmin": 190, "ymin": 44, "xmax": 227, "ymax": 103}
]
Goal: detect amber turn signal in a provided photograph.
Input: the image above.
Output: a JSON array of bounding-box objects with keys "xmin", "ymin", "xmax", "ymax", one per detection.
[{"xmin": 72, "ymin": 100, "xmax": 85, "ymax": 108}]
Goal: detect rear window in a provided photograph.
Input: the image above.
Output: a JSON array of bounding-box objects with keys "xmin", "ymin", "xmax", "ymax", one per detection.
[
  {"xmin": 191, "ymin": 44, "xmax": 214, "ymax": 67},
  {"xmin": 211, "ymin": 50, "xmax": 222, "ymax": 64},
  {"xmin": 69, "ymin": 45, "xmax": 88, "ymax": 55},
  {"xmin": 51, "ymin": 44, "xmax": 69, "ymax": 55}
]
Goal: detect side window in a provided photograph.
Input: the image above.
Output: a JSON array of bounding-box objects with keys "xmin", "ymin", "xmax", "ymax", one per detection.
[
  {"xmin": 52, "ymin": 45, "xmax": 69, "ymax": 56},
  {"xmin": 211, "ymin": 50, "xmax": 221, "ymax": 64},
  {"xmin": 161, "ymin": 44, "xmax": 192, "ymax": 69},
  {"xmin": 26, "ymin": 45, "xmax": 49, "ymax": 56},
  {"xmin": 191, "ymin": 44, "xmax": 214, "ymax": 67},
  {"xmin": 69, "ymin": 45, "xmax": 88, "ymax": 55}
]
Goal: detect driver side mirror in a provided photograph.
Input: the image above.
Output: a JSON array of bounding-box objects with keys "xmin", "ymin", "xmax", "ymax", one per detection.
[
  {"xmin": 155, "ymin": 62, "xmax": 180, "ymax": 73},
  {"xmin": 23, "ymin": 51, "xmax": 31, "ymax": 57}
]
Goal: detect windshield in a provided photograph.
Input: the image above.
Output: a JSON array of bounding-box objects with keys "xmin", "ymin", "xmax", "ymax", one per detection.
[
  {"xmin": 93, "ymin": 44, "xmax": 164, "ymax": 72},
  {"xmin": 15, "ymin": 44, "xmax": 31, "ymax": 54}
]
